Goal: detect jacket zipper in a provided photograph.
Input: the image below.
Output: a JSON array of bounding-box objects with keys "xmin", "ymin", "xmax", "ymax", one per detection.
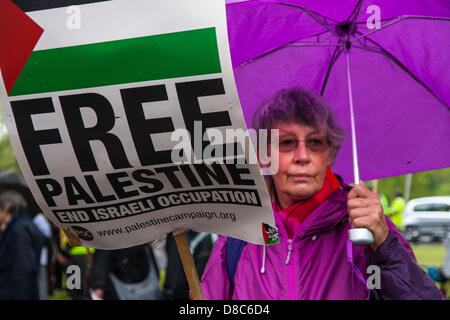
[
  {"xmin": 285, "ymin": 239, "xmax": 295, "ymax": 299},
  {"xmin": 285, "ymin": 239, "xmax": 293, "ymax": 264}
]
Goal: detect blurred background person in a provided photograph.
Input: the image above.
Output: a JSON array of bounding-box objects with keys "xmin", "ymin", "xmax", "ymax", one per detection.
[
  {"xmin": 58, "ymin": 231, "xmax": 94, "ymax": 300},
  {"xmin": 0, "ymin": 190, "xmax": 43, "ymax": 300},
  {"xmin": 427, "ymin": 233, "xmax": 450, "ymax": 297},
  {"xmin": 368, "ymin": 181, "xmax": 389, "ymax": 212},
  {"xmin": 386, "ymin": 191, "xmax": 406, "ymax": 231},
  {"xmin": 51, "ymin": 225, "xmax": 64, "ymax": 292},
  {"xmin": 32, "ymin": 212, "xmax": 52, "ymax": 300},
  {"xmin": 89, "ymin": 243, "xmax": 162, "ymax": 300}
]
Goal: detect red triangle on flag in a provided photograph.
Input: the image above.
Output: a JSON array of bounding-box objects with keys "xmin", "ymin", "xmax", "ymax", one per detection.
[{"xmin": 0, "ymin": 0, "xmax": 44, "ymax": 95}]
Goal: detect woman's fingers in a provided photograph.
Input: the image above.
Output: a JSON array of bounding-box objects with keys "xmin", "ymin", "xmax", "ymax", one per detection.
[
  {"xmin": 350, "ymin": 214, "xmax": 382, "ymax": 229},
  {"xmin": 348, "ymin": 180, "xmax": 389, "ymax": 251},
  {"xmin": 348, "ymin": 181, "xmax": 372, "ymax": 199},
  {"xmin": 348, "ymin": 207, "xmax": 373, "ymax": 219},
  {"xmin": 347, "ymin": 197, "xmax": 378, "ymax": 210}
]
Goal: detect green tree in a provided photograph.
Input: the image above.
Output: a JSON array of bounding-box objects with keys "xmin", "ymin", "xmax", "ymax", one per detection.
[
  {"xmin": 0, "ymin": 134, "xmax": 22, "ymax": 174},
  {"xmin": 378, "ymin": 167, "xmax": 450, "ymax": 203},
  {"xmin": 0, "ymin": 104, "xmax": 22, "ymax": 174}
]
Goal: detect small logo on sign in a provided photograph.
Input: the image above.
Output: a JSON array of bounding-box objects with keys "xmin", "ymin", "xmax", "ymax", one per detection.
[
  {"xmin": 71, "ymin": 226, "xmax": 94, "ymax": 241},
  {"xmin": 262, "ymin": 223, "xmax": 279, "ymax": 245}
]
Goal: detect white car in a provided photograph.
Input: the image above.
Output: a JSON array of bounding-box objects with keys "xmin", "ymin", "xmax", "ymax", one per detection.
[{"xmin": 402, "ymin": 196, "xmax": 450, "ymax": 242}]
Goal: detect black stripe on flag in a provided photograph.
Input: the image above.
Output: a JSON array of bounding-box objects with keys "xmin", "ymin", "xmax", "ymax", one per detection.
[{"xmin": 11, "ymin": 0, "xmax": 112, "ymax": 12}]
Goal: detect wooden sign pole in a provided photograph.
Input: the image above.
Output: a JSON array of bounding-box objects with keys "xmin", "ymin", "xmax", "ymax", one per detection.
[{"xmin": 174, "ymin": 232, "xmax": 205, "ymax": 300}]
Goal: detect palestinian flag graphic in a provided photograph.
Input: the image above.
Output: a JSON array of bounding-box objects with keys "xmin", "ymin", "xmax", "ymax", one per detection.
[
  {"xmin": 262, "ymin": 223, "xmax": 279, "ymax": 245},
  {"xmin": 0, "ymin": 0, "xmax": 43, "ymax": 96},
  {"xmin": 0, "ymin": 0, "xmax": 222, "ymax": 97}
]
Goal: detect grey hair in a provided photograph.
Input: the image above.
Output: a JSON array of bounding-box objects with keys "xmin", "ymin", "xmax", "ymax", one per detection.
[
  {"xmin": 0, "ymin": 190, "xmax": 28, "ymax": 215},
  {"xmin": 251, "ymin": 87, "xmax": 346, "ymax": 160}
]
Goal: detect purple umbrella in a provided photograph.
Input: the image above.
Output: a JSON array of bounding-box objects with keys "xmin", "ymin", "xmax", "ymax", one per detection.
[{"xmin": 226, "ymin": 0, "xmax": 450, "ymax": 184}]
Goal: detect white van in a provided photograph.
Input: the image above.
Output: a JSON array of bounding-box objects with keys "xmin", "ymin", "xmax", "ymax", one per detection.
[{"xmin": 403, "ymin": 196, "xmax": 450, "ymax": 242}]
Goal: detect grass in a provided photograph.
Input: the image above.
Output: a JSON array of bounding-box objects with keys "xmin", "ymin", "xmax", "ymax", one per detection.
[
  {"xmin": 48, "ymin": 273, "xmax": 72, "ymax": 300},
  {"xmin": 411, "ymin": 243, "xmax": 449, "ymax": 298},
  {"xmin": 411, "ymin": 244, "xmax": 446, "ymax": 269},
  {"xmin": 48, "ymin": 288, "xmax": 72, "ymax": 300}
]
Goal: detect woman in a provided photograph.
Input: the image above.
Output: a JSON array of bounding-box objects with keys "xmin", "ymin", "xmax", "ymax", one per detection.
[{"xmin": 201, "ymin": 87, "xmax": 442, "ymax": 300}]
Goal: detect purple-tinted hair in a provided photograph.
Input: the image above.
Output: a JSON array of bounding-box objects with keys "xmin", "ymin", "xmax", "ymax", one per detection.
[{"xmin": 251, "ymin": 87, "xmax": 346, "ymax": 160}]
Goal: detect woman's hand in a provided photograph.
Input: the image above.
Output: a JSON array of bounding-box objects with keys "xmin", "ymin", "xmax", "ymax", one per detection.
[
  {"xmin": 92, "ymin": 289, "xmax": 104, "ymax": 300},
  {"xmin": 347, "ymin": 181, "xmax": 389, "ymax": 251}
]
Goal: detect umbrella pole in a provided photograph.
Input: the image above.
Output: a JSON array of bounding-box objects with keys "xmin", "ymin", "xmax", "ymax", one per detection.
[
  {"xmin": 345, "ymin": 49, "xmax": 375, "ymax": 246},
  {"xmin": 345, "ymin": 50, "xmax": 360, "ymax": 185}
]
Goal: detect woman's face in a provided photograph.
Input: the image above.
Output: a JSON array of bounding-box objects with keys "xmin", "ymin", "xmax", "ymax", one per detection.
[
  {"xmin": 270, "ymin": 121, "xmax": 333, "ymax": 209},
  {"xmin": 0, "ymin": 207, "xmax": 10, "ymax": 226}
]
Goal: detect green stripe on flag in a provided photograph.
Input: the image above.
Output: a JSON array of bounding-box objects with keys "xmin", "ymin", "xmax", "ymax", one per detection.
[{"xmin": 10, "ymin": 28, "xmax": 221, "ymax": 96}]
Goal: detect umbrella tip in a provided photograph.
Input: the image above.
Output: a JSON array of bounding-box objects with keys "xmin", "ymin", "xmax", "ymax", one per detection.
[{"xmin": 336, "ymin": 22, "xmax": 358, "ymax": 37}]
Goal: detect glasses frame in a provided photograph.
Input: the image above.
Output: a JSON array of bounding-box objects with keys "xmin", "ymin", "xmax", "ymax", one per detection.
[{"xmin": 276, "ymin": 135, "xmax": 330, "ymax": 154}]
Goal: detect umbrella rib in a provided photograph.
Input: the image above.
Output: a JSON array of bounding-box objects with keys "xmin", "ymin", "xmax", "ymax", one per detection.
[
  {"xmin": 279, "ymin": 3, "xmax": 341, "ymax": 40},
  {"xmin": 344, "ymin": 0, "xmax": 363, "ymax": 22},
  {"xmin": 289, "ymin": 43, "xmax": 339, "ymax": 47},
  {"xmin": 290, "ymin": 28, "xmax": 334, "ymax": 44},
  {"xmin": 352, "ymin": 43, "xmax": 450, "ymax": 111},
  {"xmin": 315, "ymin": 32, "xmax": 336, "ymax": 44},
  {"xmin": 351, "ymin": 16, "xmax": 404, "ymax": 42},
  {"xmin": 295, "ymin": 29, "xmax": 335, "ymax": 44},
  {"xmin": 235, "ymin": 2, "xmax": 343, "ymax": 70},
  {"xmin": 354, "ymin": 16, "xmax": 404, "ymax": 25},
  {"xmin": 235, "ymin": 42, "xmax": 338, "ymax": 70},
  {"xmin": 347, "ymin": 0, "xmax": 364, "ymax": 34},
  {"xmin": 278, "ymin": 2, "xmax": 341, "ymax": 24},
  {"xmin": 351, "ymin": 16, "xmax": 450, "ymax": 43},
  {"xmin": 320, "ymin": 46, "xmax": 344, "ymax": 96}
]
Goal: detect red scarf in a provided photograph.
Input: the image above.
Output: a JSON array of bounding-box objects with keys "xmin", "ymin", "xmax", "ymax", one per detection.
[{"xmin": 275, "ymin": 167, "xmax": 341, "ymax": 239}]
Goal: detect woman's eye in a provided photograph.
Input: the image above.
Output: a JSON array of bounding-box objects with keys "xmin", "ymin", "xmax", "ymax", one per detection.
[
  {"xmin": 280, "ymin": 139, "xmax": 295, "ymax": 146},
  {"xmin": 308, "ymin": 139, "xmax": 322, "ymax": 145},
  {"xmin": 307, "ymin": 138, "xmax": 324, "ymax": 146}
]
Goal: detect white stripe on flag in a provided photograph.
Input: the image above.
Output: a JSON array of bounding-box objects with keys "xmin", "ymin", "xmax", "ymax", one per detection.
[{"xmin": 29, "ymin": 0, "xmax": 226, "ymax": 51}]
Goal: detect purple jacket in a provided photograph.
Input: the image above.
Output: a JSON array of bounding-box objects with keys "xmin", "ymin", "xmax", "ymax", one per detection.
[{"xmin": 201, "ymin": 188, "xmax": 442, "ymax": 300}]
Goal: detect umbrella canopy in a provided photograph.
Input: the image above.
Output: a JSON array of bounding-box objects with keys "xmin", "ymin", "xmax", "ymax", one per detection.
[
  {"xmin": 0, "ymin": 171, "xmax": 41, "ymax": 216},
  {"xmin": 226, "ymin": 0, "xmax": 450, "ymax": 182}
]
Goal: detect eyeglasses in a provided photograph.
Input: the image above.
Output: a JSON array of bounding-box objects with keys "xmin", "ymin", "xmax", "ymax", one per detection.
[{"xmin": 277, "ymin": 136, "xmax": 329, "ymax": 153}]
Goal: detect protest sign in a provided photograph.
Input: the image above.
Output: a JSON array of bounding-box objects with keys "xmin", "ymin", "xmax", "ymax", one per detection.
[{"xmin": 0, "ymin": 0, "xmax": 278, "ymax": 249}]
